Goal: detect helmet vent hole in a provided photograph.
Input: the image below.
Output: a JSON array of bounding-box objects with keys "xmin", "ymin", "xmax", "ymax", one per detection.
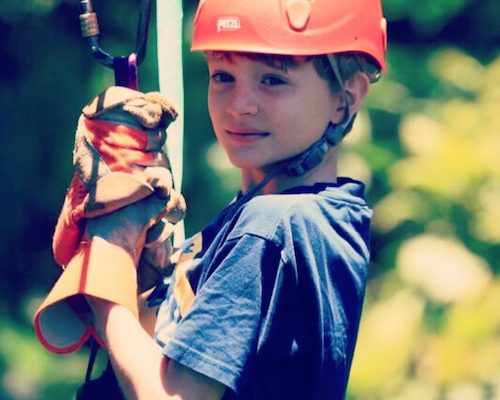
[{"xmin": 286, "ymin": 0, "xmax": 311, "ymax": 31}]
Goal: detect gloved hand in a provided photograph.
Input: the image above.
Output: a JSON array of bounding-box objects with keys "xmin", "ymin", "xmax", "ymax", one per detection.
[
  {"xmin": 52, "ymin": 86, "xmax": 181, "ymax": 266},
  {"xmin": 34, "ymin": 87, "xmax": 186, "ymax": 354}
]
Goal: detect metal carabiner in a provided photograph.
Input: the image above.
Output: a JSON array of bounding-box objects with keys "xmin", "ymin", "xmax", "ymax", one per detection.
[{"xmin": 78, "ymin": 0, "xmax": 152, "ymax": 89}]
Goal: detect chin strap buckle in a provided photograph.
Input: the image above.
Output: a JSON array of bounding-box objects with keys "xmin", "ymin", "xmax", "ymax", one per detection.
[
  {"xmin": 286, "ymin": 138, "xmax": 328, "ymax": 177},
  {"xmin": 285, "ymin": 120, "xmax": 350, "ymax": 177}
]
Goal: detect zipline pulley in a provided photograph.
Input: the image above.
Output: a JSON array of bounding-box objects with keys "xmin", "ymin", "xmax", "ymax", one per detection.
[{"xmin": 78, "ymin": 0, "xmax": 152, "ymax": 89}]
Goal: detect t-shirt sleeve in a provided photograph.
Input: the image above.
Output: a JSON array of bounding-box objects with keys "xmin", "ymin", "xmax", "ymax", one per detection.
[{"xmin": 161, "ymin": 233, "xmax": 281, "ymax": 393}]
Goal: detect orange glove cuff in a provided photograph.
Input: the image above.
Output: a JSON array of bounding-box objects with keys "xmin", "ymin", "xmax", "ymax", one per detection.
[{"xmin": 34, "ymin": 236, "xmax": 138, "ymax": 354}]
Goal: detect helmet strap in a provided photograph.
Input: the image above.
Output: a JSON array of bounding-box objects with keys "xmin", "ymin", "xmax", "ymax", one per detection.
[
  {"xmin": 326, "ymin": 54, "xmax": 346, "ymax": 93},
  {"xmin": 284, "ymin": 110, "xmax": 355, "ymax": 177}
]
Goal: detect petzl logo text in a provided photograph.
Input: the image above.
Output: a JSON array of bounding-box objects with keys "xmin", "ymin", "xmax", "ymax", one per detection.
[{"xmin": 217, "ymin": 17, "xmax": 241, "ymax": 32}]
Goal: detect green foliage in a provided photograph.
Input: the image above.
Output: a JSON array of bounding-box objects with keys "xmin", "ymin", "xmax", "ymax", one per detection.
[
  {"xmin": 344, "ymin": 9, "xmax": 500, "ymax": 397},
  {"xmin": 0, "ymin": 315, "xmax": 88, "ymax": 399},
  {"xmin": 1, "ymin": 0, "xmax": 499, "ymax": 398}
]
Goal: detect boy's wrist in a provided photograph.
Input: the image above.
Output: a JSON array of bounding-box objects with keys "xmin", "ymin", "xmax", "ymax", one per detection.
[{"xmin": 86, "ymin": 297, "xmax": 117, "ymax": 343}]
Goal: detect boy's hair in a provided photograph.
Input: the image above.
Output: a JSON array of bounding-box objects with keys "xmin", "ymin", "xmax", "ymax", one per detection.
[
  {"xmin": 207, "ymin": 51, "xmax": 381, "ymax": 93},
  {"xmin": 313, "ymin": 53, "xmax": 381, "ymax": 92}
]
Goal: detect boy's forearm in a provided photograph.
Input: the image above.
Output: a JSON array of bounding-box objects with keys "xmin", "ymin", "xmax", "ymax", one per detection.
[
  {"xmin": 88, "ymin": 299, "xmax": 226, "ymax": 400},
  {"xmin": 89, "ymin": 298, "xmax": 169, "ymax": 399}
]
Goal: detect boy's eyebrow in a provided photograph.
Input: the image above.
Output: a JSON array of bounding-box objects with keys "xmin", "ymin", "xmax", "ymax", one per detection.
[{"xmin": 205, "ymin": 51, "xmax": 309, "ymax": 71}]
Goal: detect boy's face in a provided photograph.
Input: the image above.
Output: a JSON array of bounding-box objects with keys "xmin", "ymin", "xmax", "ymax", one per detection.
[{"xmin": 206, "ymin": 53, "xmax": 343, "ymax": 173}]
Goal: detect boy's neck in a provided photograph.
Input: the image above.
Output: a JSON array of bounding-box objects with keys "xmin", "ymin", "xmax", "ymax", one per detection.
[{"xmin": 241, "ymin": 148, "xmax": 339, "ymax": 195}]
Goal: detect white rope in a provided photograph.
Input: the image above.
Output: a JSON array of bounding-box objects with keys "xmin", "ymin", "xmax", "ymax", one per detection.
[{"xmin": 157, "ymin": 0, "xmax": 185, "ymax": 244}]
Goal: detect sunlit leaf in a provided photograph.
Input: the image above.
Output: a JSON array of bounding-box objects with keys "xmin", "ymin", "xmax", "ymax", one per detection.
[
  {"xmin": 372, "ymin": 190, "xmax": 430, "ymax": 232},
  {"xmin": 418, "ymin": 335, "xmax": 473, "ymax": 384},
  {"xmin": 472, "ymin": 182, "xmax": 500, "ymax": 243},
  {"xmin": 397, "ymin": 234, "xmax": 491, "ymax": 303},
  {"xmin": 446, "ymin": 382, "xmax": 485, "ymax": 400},
  {"xmin": 444, "ymin": 280, "xmax": 500, "ymax": 343},
  {"xmin": 429, "ymin": 48, "xmax": 484, "ymax": 93},
  {"xmin": 349, "ymin": 290, "xmax": 424, "ymax": 394},
  {"xmin": 390, "ymin": 104, "xmax": 491, "ymax": 198}
]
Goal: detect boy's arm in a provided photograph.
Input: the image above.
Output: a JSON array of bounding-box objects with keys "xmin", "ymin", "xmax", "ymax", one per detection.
[{"xmin": 89, "ymin": 298, "xmax": 226, "ymax": 400}]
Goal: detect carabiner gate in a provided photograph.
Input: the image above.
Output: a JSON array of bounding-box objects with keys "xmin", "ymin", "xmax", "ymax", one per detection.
[{"xmin": 78, "ymin": 0, "xmax": 152, "ymax": 89}]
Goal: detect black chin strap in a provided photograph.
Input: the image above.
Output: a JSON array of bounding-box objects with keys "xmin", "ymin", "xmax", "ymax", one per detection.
[{"xmin": 284, "ymin": 113, "xmax": 355, "ymax": 177}]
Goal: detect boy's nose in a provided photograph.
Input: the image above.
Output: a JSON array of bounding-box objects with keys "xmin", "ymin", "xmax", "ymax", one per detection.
[{"xmin": 226, "ymin": 86, "xmax": 258, "ymax": 117}]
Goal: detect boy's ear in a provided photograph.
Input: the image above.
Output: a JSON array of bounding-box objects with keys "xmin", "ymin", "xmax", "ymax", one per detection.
[{"xmin": 339, "ymin": 72, "xmax": 370, "ymax": 115}]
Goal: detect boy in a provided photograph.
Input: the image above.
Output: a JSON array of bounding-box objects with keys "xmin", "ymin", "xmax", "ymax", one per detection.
[{"xmin": 79, "ymin": 0, "xmax": 386, "ymax": 398}]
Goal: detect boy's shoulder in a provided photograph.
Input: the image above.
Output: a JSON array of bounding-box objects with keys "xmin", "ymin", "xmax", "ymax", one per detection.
[
  {"xmin": 244, "ymin": 179, "xmax": 368, "ymax": 215},
  {"xmin": 228, "ymin": 179, "xmax": 370, "ymax": 242}
]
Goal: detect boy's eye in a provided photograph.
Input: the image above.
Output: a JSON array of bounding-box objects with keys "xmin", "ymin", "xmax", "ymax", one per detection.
[
  {"xmin": 261, "ymin": 75, "xmax": 287, "ymax": 86},
  {"xmin": 210, "ymin": 71, "xmax": 234, "ymax": 83}
]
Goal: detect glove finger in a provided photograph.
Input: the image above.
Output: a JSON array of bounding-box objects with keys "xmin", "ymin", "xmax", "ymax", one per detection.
[
  {"xmin": 124, "ymin": 92, "xmax": 178, "ymax": 129},
  {"xmin": 52, "ymin": 174, "xmax": 88, "ymax": 266},
  {"xmin": 138, "ymin": 166, "xmax": 173, "ymax": 198},
  {"xmin": 83, "ymin": 172, "xmax": 154, "ymax": 218},
  {"xmin": 145, "ymin": 219, "xmax": 175, "ymax": 247},
  {"xmin": 82, "ymin": 86, "xmax": 141, "ymax": 118},
  {"xmin": 83, "ymin": 87, "xmax": 177, "ymax": 130},
  {"xmin": 53, "ymin": 210, "xmax": 84, "ymax": 266},
  {"xmin": 161, "ymin": 190, "xmax": 187, "ymax": 224},
  {"xmin": 137, "ymin": 237, "xmax": 173, "ymax": 293}
]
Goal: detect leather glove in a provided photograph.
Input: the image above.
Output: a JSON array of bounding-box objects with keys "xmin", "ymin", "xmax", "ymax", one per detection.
[
  {"xmin": 52, "ymin": 86, "xmax": 180, "ymax": 266},
  {"xmin": 34, "ymin": 87, "xmax": 186, "ymax": 354}
]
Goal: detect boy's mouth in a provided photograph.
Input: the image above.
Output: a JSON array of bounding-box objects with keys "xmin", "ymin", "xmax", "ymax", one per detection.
[{"xmin": 226, "ymin": 130, "xmax": 270, "ymax": 139}]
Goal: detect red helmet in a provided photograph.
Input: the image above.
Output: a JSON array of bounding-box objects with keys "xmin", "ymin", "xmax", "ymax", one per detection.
[{"xmin": 191, "ymin": 0, "xmax": 387, "ymax": 71}]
